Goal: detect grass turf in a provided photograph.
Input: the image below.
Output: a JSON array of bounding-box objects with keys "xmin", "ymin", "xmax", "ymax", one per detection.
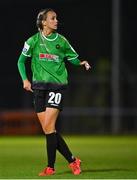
[{"xmin": 0, "ymin": 135, "xmax": 137, "ymax": 179}]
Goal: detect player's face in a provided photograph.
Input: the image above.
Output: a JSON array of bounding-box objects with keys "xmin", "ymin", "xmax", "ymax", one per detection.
[{"xmin": 43, "ymin": 11, "xmax": 58, "ymax": 31}]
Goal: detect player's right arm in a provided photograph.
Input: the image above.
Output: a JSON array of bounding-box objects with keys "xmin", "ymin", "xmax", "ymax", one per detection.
[
  {"xmin": 17, "ymin": 53, "xmax": 28, "ymax": 81},
  {"xmin": 17, "ymin": 52, "xmax": 33, "ymax": 92},
  {"xmin": 17, "ymin": 37, "xmax": 34, "ymax": 92}
]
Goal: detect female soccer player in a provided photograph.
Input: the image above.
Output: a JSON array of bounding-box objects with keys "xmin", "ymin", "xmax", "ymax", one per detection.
[{"xmin": 17, "ymin": 8, "xmax": 91, "ymax": 176}]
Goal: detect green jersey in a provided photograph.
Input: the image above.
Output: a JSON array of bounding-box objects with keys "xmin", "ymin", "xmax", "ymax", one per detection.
[{"xmin": 18, "ymin": 32, "xmax": 81, "ymax": 90}]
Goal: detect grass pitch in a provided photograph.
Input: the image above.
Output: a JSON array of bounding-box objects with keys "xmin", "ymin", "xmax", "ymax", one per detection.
[{"xmin": 0, "ymin": 135, "xmax": 137, "ymax": 179}]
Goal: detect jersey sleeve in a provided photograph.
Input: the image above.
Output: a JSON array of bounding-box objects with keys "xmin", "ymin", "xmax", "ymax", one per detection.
[
  {"xmin": 21, "ymin": 37, "xmax": 34, "ymax": 57},
  {"xmin": 17, "ymin": 53, "xmax": 28, "ymax": 80},
  {"xmin": 64, "ymin": 38, "xmax": 81, "ymax": 66}
]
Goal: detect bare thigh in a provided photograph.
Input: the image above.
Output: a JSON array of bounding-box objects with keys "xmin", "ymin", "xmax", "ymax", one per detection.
[{"xmin": 37, "ymin": 107, "xmax": 60, "ymax": 134}]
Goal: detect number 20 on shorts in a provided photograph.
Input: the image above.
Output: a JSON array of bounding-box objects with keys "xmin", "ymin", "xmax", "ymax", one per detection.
[{"xmin": 48, "ymin": 92, "xmax": 62, "ymax": 105}]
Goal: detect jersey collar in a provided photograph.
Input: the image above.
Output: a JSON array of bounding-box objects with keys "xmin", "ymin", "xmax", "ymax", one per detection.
[{"xmin": 41, "ymin": 32, "xmax": 58, "ymax": 41}]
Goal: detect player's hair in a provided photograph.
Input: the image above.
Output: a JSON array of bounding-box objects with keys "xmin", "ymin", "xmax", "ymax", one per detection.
[{"xmin": 36, "ymin": 8, "xmax": 55, "ymax": 30}]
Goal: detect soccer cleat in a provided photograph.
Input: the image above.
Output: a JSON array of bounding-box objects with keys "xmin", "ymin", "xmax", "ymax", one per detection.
[
  {"xmin": 69, "ymin": 158, "xmax": 81, "ymax": 175},
  {"xmin": 39, "ymin": 167, "xmax": 55, "ymax": 176}
]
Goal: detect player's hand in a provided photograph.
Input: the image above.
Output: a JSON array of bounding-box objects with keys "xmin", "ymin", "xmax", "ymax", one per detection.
[
  {"xmin": 23, "ymin": 79, "xmax": 33, "ymax": 92},
  {"xmin": 80, "ymin": 61, "xmax": 91, "ymax": 70}
]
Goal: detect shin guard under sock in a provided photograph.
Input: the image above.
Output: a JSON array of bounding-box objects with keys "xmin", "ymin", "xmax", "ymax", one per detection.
[
  {"xmin": 45, "ymin": 132, "xmax": 57, "ymax": 168},
  {"xmin": 56, "ymin": 132, "xmax": 75, "ymax": 163}
]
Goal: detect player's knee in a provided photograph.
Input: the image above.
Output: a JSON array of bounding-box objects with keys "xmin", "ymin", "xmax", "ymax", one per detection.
[{"xmin": 42, "ymin": 120, "xmax": 55, "ymax": 134}]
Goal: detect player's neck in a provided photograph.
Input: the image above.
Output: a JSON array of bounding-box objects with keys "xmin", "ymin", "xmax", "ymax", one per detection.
[{"xmin": 42, "ymin": 29, "xmax": 53, "ymax": 37}]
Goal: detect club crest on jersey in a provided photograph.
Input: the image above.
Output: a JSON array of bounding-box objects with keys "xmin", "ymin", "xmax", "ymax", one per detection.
[
  {"xmin": 39, "ymin": 53, "xmax": 59, "ymax": 62},
  {"xmin": 56, "ymin": 44, "xmax": 60, "ymax": 49}
]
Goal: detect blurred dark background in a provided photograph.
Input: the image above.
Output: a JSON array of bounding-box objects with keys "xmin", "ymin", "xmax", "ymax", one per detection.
[{"xmin": 0, "ymin": 0, "xmax": 137, "ymax": 135}]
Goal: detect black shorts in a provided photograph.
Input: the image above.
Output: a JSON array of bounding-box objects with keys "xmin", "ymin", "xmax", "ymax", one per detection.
[{"xmin": 33, "ymin": 89, "xmax": 65, "ymax": 113}]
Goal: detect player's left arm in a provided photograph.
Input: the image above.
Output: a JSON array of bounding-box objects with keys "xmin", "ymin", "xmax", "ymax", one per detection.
[
  {"xmin": 68, "ymin": 57, "xmax": 91, "ymax": 71},
  {"xmin": 80, "ymin": 60, "xmax": 91, "ymax": 70},
  {"xmin": 64, "ymin": 37, "xmax": 91, "ymax": 70}
]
